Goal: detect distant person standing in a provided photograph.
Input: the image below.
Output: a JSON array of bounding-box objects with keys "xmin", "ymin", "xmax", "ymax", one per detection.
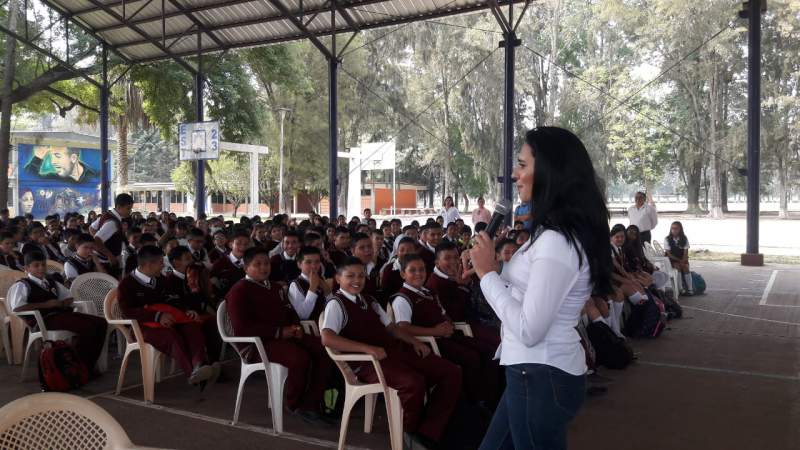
[
  {"xmin": 471, "ymin": 196, "xmax": 492, "ymax": 226},
  {"xmin": 440, "ymin": 196, "xmax": 461, "ymax": 226},
  {"xmin": 627, "ymin": 191, "xmax": 658, "ymax": 243},
  {"xmin": 513, "ymin": 202, "xmax": 532, "ymax": 230}
]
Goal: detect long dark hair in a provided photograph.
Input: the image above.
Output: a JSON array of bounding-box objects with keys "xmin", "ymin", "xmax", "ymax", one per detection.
[
  {"xmin": 623, "ymin": 224, "xmax": 647, "ymax": 272},
  {"xmin": 525, "ymin": 127, "xmax": 612, "ymax": 296},
  {"xmin": 666, "ymin": 221, "xmax": 688, "ymax": 247}
]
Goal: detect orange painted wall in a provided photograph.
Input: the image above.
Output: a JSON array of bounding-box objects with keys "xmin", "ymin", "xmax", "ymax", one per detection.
[{"xmin": 374, "ymin": 188, "xmax": 416, "ymax": 214}]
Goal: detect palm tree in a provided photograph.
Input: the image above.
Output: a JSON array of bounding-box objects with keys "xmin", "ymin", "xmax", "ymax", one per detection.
[{"xmin": 111, "ymin": 75, "xmax": 148, "ymax": 191}]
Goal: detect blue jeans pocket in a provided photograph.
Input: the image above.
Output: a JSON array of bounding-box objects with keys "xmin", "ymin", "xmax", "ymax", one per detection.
[{"xmin": 547, "ymin": 366, "xmax": 585, "ymax": 419}]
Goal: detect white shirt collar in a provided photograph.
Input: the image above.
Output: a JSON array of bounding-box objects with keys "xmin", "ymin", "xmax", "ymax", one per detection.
[
  {"xmin": 282, "ymin": 251, "xmax": 295, "ymax": 261},
  {"xmin": 337, "ymin": 289, "xmax": 360, "ymax": 303},
  {"xmin": 133, "ymin": 269, "xmax": 154, "ymax": 286},
  {"xmin": 433, "ymin": 266, "xmax": 450, "ymax": 280},
  {"xmin": 27, "ymin": 273, "xmax": 48, "ymax": 287},
  {"xmin": 110, "ymin": 209, "xmax": 123, "ymax": 220},
  {"xmin": 419, "ymin": 240, "xmax": 435, "ymax": 252},
  {"xmin": 228, "ymin": 252, "xmax": 243, "ymax": 266},
  {"xmin": 245, "ymin": 275, "xmax": 270, "ymax": 288},
  {"xmin": 299, "ymin": 273, "xmax": 310, "ymax": 281},
  {"xmin": 215, "ymin": 246, "xmax": 227, "ymax": 253},
  {"xmin": 171, "ymin": 270, "xmax": 186, "ymax": 280},
  {"xmin": 366, "ymin": 260, "xmax": 375, "ymax": 274}
]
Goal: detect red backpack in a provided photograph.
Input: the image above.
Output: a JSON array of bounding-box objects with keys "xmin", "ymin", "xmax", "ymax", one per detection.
[{"xmin": 38, "ymin": 340, "xmax": 89, "ymax": 392}]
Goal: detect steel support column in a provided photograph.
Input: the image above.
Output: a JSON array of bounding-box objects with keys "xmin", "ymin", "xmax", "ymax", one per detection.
[
  {"xmin": 329, "ymin": 56, "xmax": 339, "ymax": 220},
  {"xmin": 100, "ymin": 45, "xmax": 110, "ymax": 211},
  {"xmin": 741, "ymin": 0, "xmax": 763, "ymax": 266},
  {"xmin": 501, "ymin": 33, "xmax": 519, "ymax": 223},
  {"xmin": 194, "ymin": 40, "xmax": 206, "ymax": 217}
]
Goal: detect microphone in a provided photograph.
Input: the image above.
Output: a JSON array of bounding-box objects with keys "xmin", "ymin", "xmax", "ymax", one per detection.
[{"xmin": 485, "ymin": 199, "xmax": 512, "ymax": 238}]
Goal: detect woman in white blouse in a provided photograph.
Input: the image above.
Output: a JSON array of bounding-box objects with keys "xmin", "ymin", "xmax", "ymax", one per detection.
[
  {"xmin": 439, "ymin": 196, "xmax": 461, "ymax": 226},
  {"xmin": 470, "ymin": 127, "xmax": 613, "ymax": 450}
]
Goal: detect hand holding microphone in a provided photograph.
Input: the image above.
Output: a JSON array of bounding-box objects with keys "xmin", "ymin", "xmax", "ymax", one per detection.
[{"xmin": 470, "ymin": 199, "xmax": 512, "ymax": 278}]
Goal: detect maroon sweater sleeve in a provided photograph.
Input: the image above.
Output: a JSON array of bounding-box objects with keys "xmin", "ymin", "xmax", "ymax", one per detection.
[
  {"xmin": 117, "ymin": 277, "xmax": 158, "ymax": 323},
  {"xmin": 226, "ymin": 281, "xmax": 280, "ymax": 343}
]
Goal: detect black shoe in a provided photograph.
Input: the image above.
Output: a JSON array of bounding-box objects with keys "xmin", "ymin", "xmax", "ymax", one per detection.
[
  {"xmin": 586, "ymin": 385, "xmax": 608, "ymax": 397},
  {"xmin": 587, "ymin": 372, "xmax": 614, "ymax": 384},
  {"xmin": 405, "ymin": 432, "xmax": 439, "ymax": 450}
]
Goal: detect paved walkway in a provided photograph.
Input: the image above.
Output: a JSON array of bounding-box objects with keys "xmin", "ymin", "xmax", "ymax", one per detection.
[{"xmin": 1, "ymin": 261, "xmax": 798, "ymax": 449}]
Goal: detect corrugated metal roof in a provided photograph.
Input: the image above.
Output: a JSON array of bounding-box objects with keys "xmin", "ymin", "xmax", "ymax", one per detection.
[{"xmin": 41, "ymin": 0, "xmax": 519, "ymax": 64}]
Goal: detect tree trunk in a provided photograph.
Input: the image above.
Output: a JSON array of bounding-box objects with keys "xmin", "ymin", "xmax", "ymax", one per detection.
[
  {"xmin": 117, "ymin": 116, "xmax": 129, "ymax": 191},
  {"xmin": 0, "ymin": 0, "xmax": 20, "ymax": 210},
  {"xmin": 777, "ymin": 153, "xmax": 789, "ymax": 219},
  {"xmin": 707, "ymin": 63, "xmax": 724, "ymax": 219},
  {"xmin": 685, "ymin": 160, "xmax": 703, "ymax": 213},
  {"xmin": 720, "ymin": 170, "xmax": 729, "ymax": 213}
]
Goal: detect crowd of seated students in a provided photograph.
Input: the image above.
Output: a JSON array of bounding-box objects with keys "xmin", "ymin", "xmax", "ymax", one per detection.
[{"xmin": 0, "ymin": 196, "xmax": 693, "ymax": 448}]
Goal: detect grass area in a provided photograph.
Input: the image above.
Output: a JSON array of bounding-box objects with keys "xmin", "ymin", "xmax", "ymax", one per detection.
[{"xmin": 690, "ymin": 249, "xmax": 800, "ymax": 265}]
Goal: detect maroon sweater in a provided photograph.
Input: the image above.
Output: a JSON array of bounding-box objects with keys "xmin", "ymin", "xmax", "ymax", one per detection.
[
  {"xmin": 117, "ymin": 273, "xmax": 166, "ymax": 323},
  {"xmin": 210, "ymin": 255, "xmax": 245, "ymax": 297},
  {"xmin": 392, "ymin": 286, "xmax": 448, "ymax": 328},
  {"xmin": 327, "ymin": 291, "xmax": 394, "ymax": 349},
  {"xmin": 425, "ymin": 271, "xmax": 470, "ymax": 322},
  {"xmin": 226, "ymin": 278, "xmax": 299, "ymax": 344}
]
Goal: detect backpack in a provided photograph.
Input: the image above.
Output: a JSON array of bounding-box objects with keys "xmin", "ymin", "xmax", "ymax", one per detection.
[
  {"xmin": 624, "ymin": 295, "xmax": 666, "ymax": 339},
  {"xmin": 587, "ymin": 321, "xmax": 634, "ymax": 370},
  {"xmin": 38, "ymin": 340, "xmax": 89, "ymax": 392},
  {"xmin": 649, "ymin": 287, "xmax": 683, "ymax": 319},
  {"xmin": 691, "ymin": 271, "xmax": 706, "ymax": 295}
]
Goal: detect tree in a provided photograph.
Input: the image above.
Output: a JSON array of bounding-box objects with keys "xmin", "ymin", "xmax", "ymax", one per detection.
[{"xmin": 207, "ymin": 153, "xmax": 250, "ymax": 217}]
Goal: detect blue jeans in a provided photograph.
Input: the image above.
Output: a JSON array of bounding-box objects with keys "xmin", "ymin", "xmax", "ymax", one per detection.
[{"xmin": 479, "ymin": 363, "xmax": 585, "ymax": 450}]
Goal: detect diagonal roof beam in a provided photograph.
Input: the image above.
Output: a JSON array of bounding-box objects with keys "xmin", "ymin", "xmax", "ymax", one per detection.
[
  {"xmin": 112, "ymin": 0, "xmax": 386, "ymax": 49},
  {"xmin": 265, "ymin": 0, "xmax": 334, "ymax": 60},
  {"xmin": 166, "ymin": 0, "xmax": 227, "ymax": 49},
  {"xmin": 84, "ymin": 0, "xmax": 197, "ymax": 74},
  {"xmin": 94, "ymin": 0, "xmax": 263, "ymax": 33}
]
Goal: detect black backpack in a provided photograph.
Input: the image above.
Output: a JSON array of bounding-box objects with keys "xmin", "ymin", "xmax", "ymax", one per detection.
[
  {"xmin": 587, "ymin": 321, "xmax": 634, "ymax": 370},
  {"xmin": 624, "ymin": 296, "xmax": 666, "ymax": 339}
]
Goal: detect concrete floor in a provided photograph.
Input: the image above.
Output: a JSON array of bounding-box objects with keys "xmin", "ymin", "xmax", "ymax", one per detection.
[{"xmin": 1, "ymin": 260, "xmax": 798, "ymax": 450}]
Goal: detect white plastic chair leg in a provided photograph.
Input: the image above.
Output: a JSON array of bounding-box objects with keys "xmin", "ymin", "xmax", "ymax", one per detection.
[
  {"xmin": 96, "ymin": 328, "xmax": 113, "ymax": 373},
  {"xmin": 386, "ymin": 388, "xmax": 404, "ymax": 450},
  {"xmin": 20, "ymin": 334, "xmax": 40, "ymax": 381},
  {"xmin": 232, "ymin": 363, "xmax": 256, "ymax": 425},
  {"xmin": 141, "ymin": 344, "xmax": 159, "ymax": 404},
  {"xmin": 337, "ymin": 389, "xmax": 360, "ymax": 450},
  {"xmin": 1, "ymin": 324, "xmax": 11, "ymax": 365},
  {"xmin": 363, "ymin": 393, "xmax": 377, "ymax": 433},
  {"xmin": 116, "ymin": 347, "xmax": 134, "ymax": 395},
  {"xmin": 268, "ymin": 363, "xmax": 289, "ymax": 434}
]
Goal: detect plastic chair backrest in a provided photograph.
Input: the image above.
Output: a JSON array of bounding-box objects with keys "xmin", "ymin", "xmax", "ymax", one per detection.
[
  {"xmin": 0, "ymin": 392, "xmax": 136, "ymax": 450},
  {"xmin": 103, "ymin": 290, "xmax": 122, "ymax": 322},
  {"xmin": 318, "ymin": 311, "xmax": 362, "ymax": 386},
  {"xmin": 46, "ymin": 260, "xmax": 64, "ymax": 276},
  {"xmin": 0, "ymin": 270, "xmax": 26, "ymax": 301},
  {"xmin": 216, "ymin": 301, "xmax": 234, "ymax": 340},
  {"xmin": 70, "ymin": 273, "xmax": 119, "ymax": 315}
]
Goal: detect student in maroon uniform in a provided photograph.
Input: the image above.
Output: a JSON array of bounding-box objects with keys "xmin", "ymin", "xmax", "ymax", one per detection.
[
  {"xmin": 187, "ymin": 228, "xmax": 213, "ymax": 270},
  {"xmin": 380, "ymin": 237, "xmax": 417, "ymax": 301},
  {"xmin": 208, "ymin": 229, "xmax": 229, "ymax": 264},
  {"xmin": 265, "ymin": 223, "xmax": 285, "ymax": 255},
  {"xmin": 269, "ymin": 230, "xmax": 301, "ymax": 283},
  {"xmin": 391, "ymin": 254, "xmax": 499, "ymax": 406},
  {"xmin": 417, "ymin": 223, "xmax": 442, "ymax": 275},
  {"xmin": 117, "ymin": 245, "xmax": 218, "ymax": 387},
  {"xmin": 321, "ymin": 257, "xmax": 462, "ymax": 448},
  {"xmin": 210, "ymin": 230, "xmax": 249, "ymax": 298},
  {"xmin": 64, "ymin": 233, "xmax": 106, "ymax": 285},
  {"xmin": 426, "ymin": 241, "xmax": 501, "ymax": 349},
  {"xmin": 328, "ymin": 227, "xmax": 352, "ymax": 267},
  {"xmin": 164, "ymin": 246, "xmax": 222, "ymax": 364},
  {"xmin": 0, "ymin": 231, "xmax": 23, "ymax": 270},
  {"xmin": 287, "ymin": 246, "xmax": 331, "ymax": 321},
  {"xmin": 93, "ymin": 193, "xmax": 134, "ymax": 278},
  {"xmin": 8, "ymin": 250, "xmax": 108, "ymax": 373},
  {"xmin": 121, "ymin": 227, "xmax": 142, "ymax": 276},
  {"xmin": 350, "ymin": 232, "xmax": 383, "ymax": 303},
  {"xmin": 302, "ymin": 232, "xmax": 336, "ymax": 279},
  {"xmin": 226, "ymin": 247, "xmax": 333, "ymax": 424}
]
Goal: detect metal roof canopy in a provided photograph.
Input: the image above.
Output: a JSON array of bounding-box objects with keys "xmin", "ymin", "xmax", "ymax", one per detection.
[{"xmin": 40, "ymin": 0, "xmax": 524, "ymax": 66}]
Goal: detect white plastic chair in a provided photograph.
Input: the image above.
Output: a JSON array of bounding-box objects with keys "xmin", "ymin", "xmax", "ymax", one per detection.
[
  {"xmin": 0, "ymin": 298, "xmax": 13, "ymax": 364},
  {"xmin": 0, "ymin": 392, "xmax": 170, "ymax": 450},
  {"xmin": 385, "ymin": 302, "xmax": 440, "ymax": 356},
  {"xmin": 3, "ymin": 279, "xmax": 78, "ymax": 381},
  {"xmin": 319, "ymin": 312, "xmax": 404, "ymax": 450},
  {"xmin": 0, "ymin": 270, "xmax": 26, "ymax": 364},
  {"xmin": 104, "ymin": 290, "xmax": 169, "ymax": 404},
  {"xmin": 300, "ymin": 319, "xmax": 320, "ymax": 336},
  {"xmin": 46, "ymin": 260, "xmax": 65, "ymax": 277},
  {"xmin": 216, "ymin": 300, "xmax": 289, "ymax": 432},
  {"xmin": 643, "ymin": 242, "xmax": 680, "ymax": 301},
  {"xmin": 70, "ymin": 273, "xmax": 120, "ymax": 373}
]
